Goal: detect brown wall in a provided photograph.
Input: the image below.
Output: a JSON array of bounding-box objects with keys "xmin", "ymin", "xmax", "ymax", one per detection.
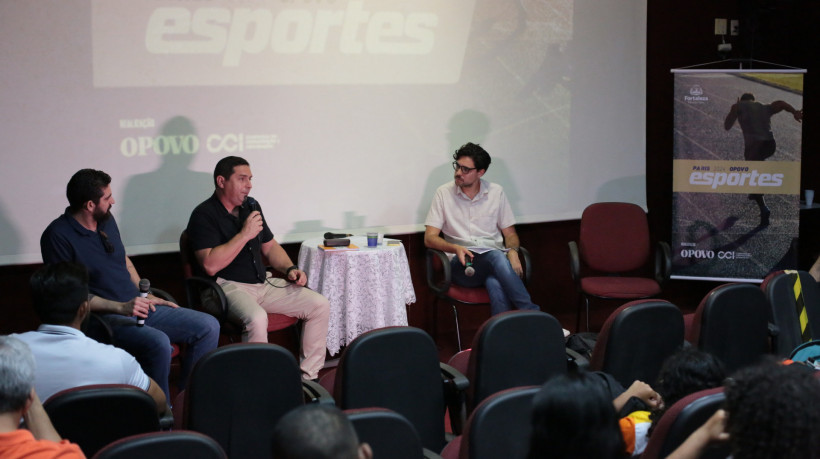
[{"xmin": 2, "ymin": 1, "xmax": 818, "ymax": 337}]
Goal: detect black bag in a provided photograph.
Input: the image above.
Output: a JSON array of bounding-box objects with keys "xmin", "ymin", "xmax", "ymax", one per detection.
[{"xmin": 566, "ymin": 331, "xmax": 598, "ymax": 360}]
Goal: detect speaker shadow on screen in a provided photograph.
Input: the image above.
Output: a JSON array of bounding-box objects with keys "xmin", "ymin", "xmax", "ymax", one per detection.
[
  {"xmin": 416, "ymin": 110, "xmax": 521, "ymax": 223},
  {"xmin": 0, "ymin": 199, "xmax": 22, "ymax": 258},
  {"xmin": 118, "ymin": 116, "xmax": 213, "ymax": 248}
]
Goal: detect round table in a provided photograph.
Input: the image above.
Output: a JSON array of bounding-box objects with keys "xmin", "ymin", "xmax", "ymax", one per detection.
[{"xmin": 297, "ymin": 236, "xmax": 415, "ymax": 355}]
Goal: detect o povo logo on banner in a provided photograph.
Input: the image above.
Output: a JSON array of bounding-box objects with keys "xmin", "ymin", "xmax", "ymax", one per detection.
[{"xmin": 670, "ymin": 61, "xmax": 805, "ymax": 282}]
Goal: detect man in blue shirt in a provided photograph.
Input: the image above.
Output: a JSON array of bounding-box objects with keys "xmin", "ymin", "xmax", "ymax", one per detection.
[{"xmin": 40, "ymin": 169, "xmax": 219, "ymax": 401}]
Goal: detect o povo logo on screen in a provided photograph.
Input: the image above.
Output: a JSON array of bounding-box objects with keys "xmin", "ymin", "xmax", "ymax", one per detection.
[{"xmin": 119, "ymin": 133, "xmax": 280, "ymax": 156}]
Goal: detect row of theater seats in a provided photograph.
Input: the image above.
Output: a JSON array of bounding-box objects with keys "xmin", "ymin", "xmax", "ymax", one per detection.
[{"xmin": 43, "ymin": 267, "xmax": 818, "ymax": 459}]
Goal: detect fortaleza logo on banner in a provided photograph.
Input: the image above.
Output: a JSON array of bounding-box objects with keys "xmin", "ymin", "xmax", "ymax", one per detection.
[
  {"xmin": 91, "ymin": 0, "xmax": 477, "ymax": 87},
  {"xmin": 684, "ymin": 85, "xmax": 709, "ymax": 104}
]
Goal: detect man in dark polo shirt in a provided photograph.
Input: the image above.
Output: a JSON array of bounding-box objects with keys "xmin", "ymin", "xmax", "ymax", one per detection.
[
  {"xmin": 186, "ymin": 156, "xmax": 329, "ymax": 380},
  {"xmin": 40, "ymin": 169, "xmax": 219, "ymax": 401}
]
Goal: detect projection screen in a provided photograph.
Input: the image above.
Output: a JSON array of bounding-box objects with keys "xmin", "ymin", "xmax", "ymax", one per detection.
[{"xmin": 0, "ymin": 0, "xmax": 647, "ymax": 265}]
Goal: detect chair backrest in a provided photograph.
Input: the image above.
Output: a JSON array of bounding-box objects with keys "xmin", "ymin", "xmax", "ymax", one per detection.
[
  {"xmin": 44, "ymin": 384, "xmax": 160, "ymax": 457},
  {"xmin": 467, "ymin": 310, "xmax": 567, "ymax": 411},
  {"xmin": 460, "ymin": 386, "xmax": 540, "ymax": 459},
  {"xmin": 180, "ymin": 230, "xmax": 204, "ymax": 279},
  {"xmin": 642, "ymin": 387, "xmax": 729, "ymax": 459},
  {"xmin": 335, "ymin": 326, "xmax": 447, "ymax": 452},
  {"xmin": 183, "ymin": 343, "xmax": 304, "ymax": 459},
  {"xmin": 689, "ymin": 283, "xmax": 771, "ymax": 374},
  {"xmin": 762, "ymin": 270, "xmax": 820, "ymax": 356},
  {"xmin": 345, "ymin": 408, "xmax": 426, "ymax": 459},
  {"xmin": 590, "ymin": 299, "xmax": 684, "ymax": 388},
  {"xmin": 92, "ymin": 430, "xmax": 227, "ymax": 459},
  {"xmin": 579, "ymin": 202, "xmax": 651, "ymax": 273}
]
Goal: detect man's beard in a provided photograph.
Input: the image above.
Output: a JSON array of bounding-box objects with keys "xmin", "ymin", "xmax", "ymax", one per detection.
[{"xmin": 93, "ymin": 207, "xmax": 111, "ymax": 223}]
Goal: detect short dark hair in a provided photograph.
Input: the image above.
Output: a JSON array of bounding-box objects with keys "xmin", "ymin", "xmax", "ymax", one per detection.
[
  {"xmin": 740, "ymin": 93, "xmax": 755, "ymax": 101},
  {"xmin": 213, "ymin": 156, "xmax": 250, "ymax": 187},
  {"xmin": 272, "ymin": 405, "xmax": 361, "ymax": 459},
  {"xmin": 0, "ymin": 336, "xmax": 35, "ymax": 414},
  {"xmin": 29, "ymin": 262, "xmax": 89, "ymax": 326},
  {"xmin": 648, "ymin": 348, "xmax": 725, "ymax": 434},
  {"xmin": 453, "ymin": 142, "xmax": 491, "ymax": 172},
  {"xmin": 724, "ymin": 360, "xmax": 820, "ymax": 459},
  {"xmin": 66, "ymin": 169, "xmax": 112, "ymax": 212},
  {"xmin": 528, "ymin": 371, "xmax": 625, "ymax": 459}
]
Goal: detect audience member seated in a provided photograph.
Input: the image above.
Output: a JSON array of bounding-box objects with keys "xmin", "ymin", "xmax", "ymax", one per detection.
[
  {"xmin": 0, "ymin": 336, "xmax": 85, "ymax": 458},
  {"xmin": 271, "ymin": 405, "xmax": 372, "ymax": 459},
  {"xmin": 668, "ymin": 359, "xmax": 820, "ymax": 459},
  {"xmin": 619, "ymin": 348, "xmax": 726, "ymax": 456},
  {"xmin": 12, "ymin": 262, "xmax": 166, "ymax": 412},
  {"xmin": 528, "ymin": 371, "xmax": 627, "ymax": 459}
]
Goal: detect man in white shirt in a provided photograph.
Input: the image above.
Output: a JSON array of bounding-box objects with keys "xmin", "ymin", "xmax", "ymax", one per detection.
[
  {"xmin": 13, "ymin": 262, "xmax": 166, "ymax": 412},
  {"xmin": 424, "ymin": 142, "xmax": 539, "ymax": 315}
]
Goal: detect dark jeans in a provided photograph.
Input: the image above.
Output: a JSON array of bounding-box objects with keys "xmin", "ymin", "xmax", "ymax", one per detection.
[
  {"xmin": 449, "ymin": 249, "xmax": 540, "ymax": 315},
  {"xmin": 101, "ymin": 306, "xmax": 219, "ymax": 401}
]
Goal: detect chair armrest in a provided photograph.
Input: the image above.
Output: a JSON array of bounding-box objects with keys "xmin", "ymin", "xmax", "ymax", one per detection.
[
  {"xmin": 565, "ymin": 347, "xmax": 589, "ymax": 371},
  {"xmin": 159, "ymin": 406, "xmax": 174, "ymax": 430},
  {"xmin": 519, "ymin": 246, "xmax": 532, "ymax": 285},
  {"xmin": 568, "ymin": 241, "xmax": 581, "ymax": 288},
  {"xmin": 440, "ymin": 362, "xmax": 469, "ymax": 435},
  {"xmin": 184, "ymin": 276, "xmax": 230, "ymax": 324},
  {"xmin": 423, "ymin": 448, "xmax": 445, "ymax": 459},
  {"xmin": 654, "ymin": 241, "xmax": 672, "ymax": 284},
  {"xmin": 767, "ymin": 322, "xmax": 780, "ymax": 337},
  {"xmin": 150, "ymin": 287, "xmax": 176, "ymax": 304},
  {"xmin": 84, "ymin": 312, "xmax": 115, "ymax": 345},
  {"xmin": 302, "ymin": 379, "xmax": 335, "ymax": 405},
  {"xmin": 440, "ymin": 362, "xmax": 469, "ymax": 391},
  {"xmin": 426, "ymin": 248, "xmax": 453, "ymax": 295}
]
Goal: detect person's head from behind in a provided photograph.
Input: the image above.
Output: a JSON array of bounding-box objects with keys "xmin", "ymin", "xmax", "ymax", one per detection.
[
  {"xmin": 30, "ymin": 262, "xmax": 90, "ymax": 327},
  {"xmin": 649, "ymin": 348, "xmax": 725, "ymax": 430},
  {"xmin": 723, "ymin": 360, "xmax": 820, "ymax": 459},
  {"xmin": 272, "ymin": 405, "xmax": 372, "ymax": 459},
  {"xmin": 740, "ymin": 93, "xmax": 755, "ymax": 102},
  {"xmin": 528, "ymin": 371, "xmax": 625, "ymax": 459},
  {"xmin": 0, "ymin": 336, "xmax": 36, "ymax": 416},
  {"xmin": 66, "ymin": 169, "xmax": 113, "ymax": 221}
]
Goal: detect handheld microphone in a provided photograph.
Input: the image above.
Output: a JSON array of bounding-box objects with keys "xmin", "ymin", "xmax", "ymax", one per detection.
[
  {"xmin": 324, "ymin": 232, "xmax": 354, "ymax": 239},
  {"xmin": 465, "ymin": 257, "xmax": 475, "ymax": 277},
  {"xmin": 246, "ymin": 196, "xmax": 260, "ymax": 212},
  {"xmin": 245, "ymin": 197, "xmax": 264, "ymax": 244},
  {"xmin": 137, "ymin": 278, "xmax": 150, "ymax": 327}
]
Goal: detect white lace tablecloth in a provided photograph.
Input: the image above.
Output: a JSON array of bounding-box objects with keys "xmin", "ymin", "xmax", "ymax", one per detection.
[{"xmin": 298, "ymin": 236, "xmax": 415, "ymax": 355}]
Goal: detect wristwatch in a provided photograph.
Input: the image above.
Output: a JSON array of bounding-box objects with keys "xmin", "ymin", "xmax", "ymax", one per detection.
[{"xmin": 285, "ymin": 265, "xmax": 299, "ymax": 276}]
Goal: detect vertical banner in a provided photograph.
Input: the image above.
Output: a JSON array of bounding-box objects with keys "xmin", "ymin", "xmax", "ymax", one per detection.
[{"xmin": 671, "ymin": 69, "xmax": 805, "ymax": 281}]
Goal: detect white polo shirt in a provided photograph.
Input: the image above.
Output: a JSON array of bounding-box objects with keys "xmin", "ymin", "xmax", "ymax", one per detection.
[
  {"xmin": 13, "ymin": 324, "xmax": 150, "ymax": 402},
  {"xmin": 425, "ymin": 179, "xmax": 516, "ymax": 250}
]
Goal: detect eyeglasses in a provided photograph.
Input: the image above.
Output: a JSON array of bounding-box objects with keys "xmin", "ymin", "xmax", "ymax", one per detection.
[
  {"xmin": 452, "ymin": 161, "xmax": 477, "ymax": 174},
  {"xmin": 99, "ymin": 230, "xmax": 114, "ymax": 254}
]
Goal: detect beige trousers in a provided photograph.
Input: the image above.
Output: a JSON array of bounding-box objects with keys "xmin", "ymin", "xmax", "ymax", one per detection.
[{"xmin": 216, "ymin": 274, "xmax": 329, "ymax": 379}]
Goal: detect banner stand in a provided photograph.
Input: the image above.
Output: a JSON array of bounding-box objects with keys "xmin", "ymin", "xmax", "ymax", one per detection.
[{"xmin": 669, "ymin": 62, "xmax": 805, "ymax": 282}]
